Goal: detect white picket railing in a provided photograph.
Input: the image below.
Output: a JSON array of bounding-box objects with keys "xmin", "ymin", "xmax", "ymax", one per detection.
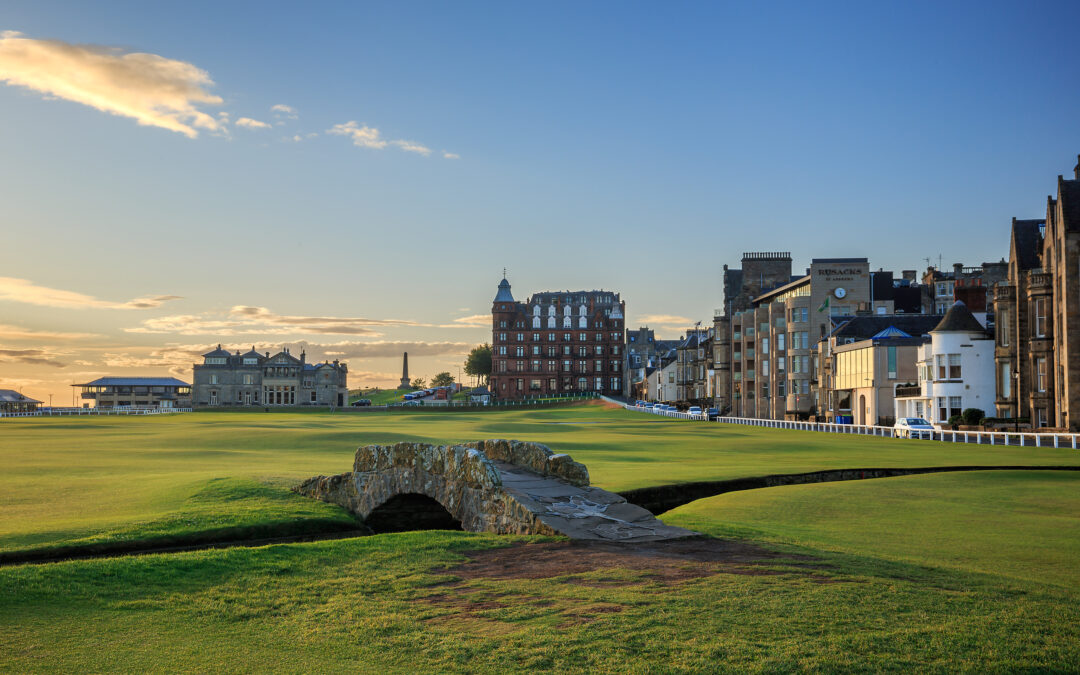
[
  {"xmin": 619, "ymin": 403, "xmax": 1079, "ymax": 449},
  {"xmin": 0, "ymin": 407, "xmax": 192, "ymax": 419}
]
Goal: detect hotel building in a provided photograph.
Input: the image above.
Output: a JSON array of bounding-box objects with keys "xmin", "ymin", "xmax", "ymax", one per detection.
[{"xmin": 490, "ymin": 278, "xmax": 628, "ymax": 399}]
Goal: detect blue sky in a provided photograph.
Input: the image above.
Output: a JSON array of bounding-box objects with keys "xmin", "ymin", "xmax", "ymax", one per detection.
[{"xmin": 2, "ymin": 1, "xmax": 1079, "ymax": 402}]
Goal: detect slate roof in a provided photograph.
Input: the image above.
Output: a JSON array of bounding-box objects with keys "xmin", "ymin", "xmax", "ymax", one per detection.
[
  {"xmin": 1011, "ymin": 219, "xmax": 1045, "ymax": 270},
  {"xmin": 1060, "ymin": 178, "xmax": 1080, "ymax": 232},
  {"xmin": 828, "ymin": 315, "xmax": 943, "ymax": 341},
  {"xmin": 75, "ymin": 377, "xmax": 190, "ymax": 387},
  {"xmin": 202, "ymin": 344, "xmax": 232, "ymax": 358},
  {"xmin": 494, "ymin": 278, "xmax": 515, "ymax": 303},
  {"xmin": 0, "ymin": 389, "xmax": 41, "ymax": 404},
  {"xmin": 933, "ymin": 302, "xmax": 987, "ymax": 333}
]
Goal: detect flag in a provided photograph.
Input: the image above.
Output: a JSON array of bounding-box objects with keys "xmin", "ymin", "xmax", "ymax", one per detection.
[{"xmin": 817, "ymin": 297, "xmax": 830, "ymax": 313}]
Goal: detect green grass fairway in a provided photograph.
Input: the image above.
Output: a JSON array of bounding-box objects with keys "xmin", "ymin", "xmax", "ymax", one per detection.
[
  {"xmin": 3, "ymin": 402, "xmax": 1080, "ymax": 555},
  {"xmin": 2, "ymin": 531, "xmax": 1079, "ymax": 672},
  {"xmin": 350, "ymin": 388, "xmax": 413, "ymax": 405},
  {"xmin": 664, "ymin": 470, "xmax": 1080, "ymax": 588},
  {"xmin": 4, "ymin": 403, "xmax": 1080, "ymax": 670}
]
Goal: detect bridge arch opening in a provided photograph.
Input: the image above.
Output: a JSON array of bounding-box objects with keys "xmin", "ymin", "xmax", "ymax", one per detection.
[{"xmin": 365, "ymin": 493, "xmax": 463, "ymax": 534}]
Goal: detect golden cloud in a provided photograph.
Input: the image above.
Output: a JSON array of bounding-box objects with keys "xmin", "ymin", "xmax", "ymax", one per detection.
[
  {"xmin": 0, "ymin": 277, "xmax": 181, "ymax": 310},
  {"xmin": 0, "ymin": 31, "xmax": 223, "ymax": 137}
]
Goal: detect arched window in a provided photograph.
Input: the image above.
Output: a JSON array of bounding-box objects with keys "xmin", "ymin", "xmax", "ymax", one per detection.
[
  {"xmin": 547, "ymin": 317, "xmax": 556, "ymax": 328},
  {"xmin": 533, "ymin": 305, "xmax": 540, "ymax": 316},
  {"xmin": 563, "ymin": 316, "xmax": 571, "ymax": 328},
  {"xmin": 563, "ymin": 305, "xmax": 571, "ymax": 316},
  {"xmin": 532, "ymin": 317, "xmax": 540, "ymax": 328},
  {"xmin": 578, "ymin": 316, "xmax": 587, "ymax": 328},
  {"xmin": 548, "ymin": 305, "xmax": 555, "ymax": 316},
  {"xmin": 579, "ymin": 304, "xmax": 588, "ymax": 316}
]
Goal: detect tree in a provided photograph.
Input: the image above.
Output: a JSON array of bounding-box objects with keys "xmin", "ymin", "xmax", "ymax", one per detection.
[
  {"xmin": 431, "ymin": 372, "xmax": 455, "ymax": 387},
  {"xmin": 411, "ymin": 377, "xmax": 426, "ymax": 389},
  {"xmin": 464, "ymin": 344, "xmax": 492, "ymax": 386}
]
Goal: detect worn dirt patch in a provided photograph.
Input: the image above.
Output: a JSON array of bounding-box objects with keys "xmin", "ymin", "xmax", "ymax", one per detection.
[{"xmin": 442, "ymin": 538, "xmax": 832, "ymax": 586}]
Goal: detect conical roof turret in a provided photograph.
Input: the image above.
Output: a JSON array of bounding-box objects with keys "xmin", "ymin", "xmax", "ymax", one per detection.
[{"xmin": 494, "ymin": 277, "xmax": 515, "ymax": 303}]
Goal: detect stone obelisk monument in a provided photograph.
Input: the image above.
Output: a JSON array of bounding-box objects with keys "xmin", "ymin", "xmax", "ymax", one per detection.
[{"xmin": 399, "ymin": 352, "xmax": 410, "ymax": 388}]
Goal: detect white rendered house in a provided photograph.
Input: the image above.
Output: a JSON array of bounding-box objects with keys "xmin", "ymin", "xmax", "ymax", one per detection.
[{"xmin": 895, "ymin": 302, "xmax": 995, "ymax": 427}]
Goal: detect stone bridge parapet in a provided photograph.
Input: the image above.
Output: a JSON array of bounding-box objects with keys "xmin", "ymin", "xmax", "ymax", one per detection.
[{"xmin": 295, "ymin": 439, "xmax": 695, "ymax": 542}]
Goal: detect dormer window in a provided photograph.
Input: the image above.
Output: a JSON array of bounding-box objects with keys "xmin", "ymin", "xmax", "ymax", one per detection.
[
  {"xmin": 243, "ymin": 358, "xmax": 258, "ymax": 365},
  {"xmin": 206, "ymin": 357, "xmax": 226, "ymax": 365}
]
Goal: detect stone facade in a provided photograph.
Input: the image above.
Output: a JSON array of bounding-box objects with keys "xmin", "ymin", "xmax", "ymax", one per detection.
[
  {"xmin": 192, "ymin": 345, "xmax": 348, "ymax": 407},
  {"xmin": 490, "ymin": 278, "xmax": 628, "ymax": 400},
  {"xmin": 295, "ymin": 439, "xmax": 695, "ymax": 541},
  {"xmin": 993, "ymin": 156, "xmax": 1080, "ymax": 429}
]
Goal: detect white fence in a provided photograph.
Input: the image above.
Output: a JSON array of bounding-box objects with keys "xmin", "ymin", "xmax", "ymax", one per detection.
[
  {"xmin": 620, "ymin": 403, "xmax": 1079, "ymax": 449},
  {"xmin": 0, "ymin": 407, "xmax": 192, "ymax": 419}
]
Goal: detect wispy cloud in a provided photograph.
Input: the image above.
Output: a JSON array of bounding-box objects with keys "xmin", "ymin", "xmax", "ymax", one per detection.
[
  {"xmin": 390, "ymin": 139, "xmax": 431, "ymax": 156},
  {"xmin": 0, "ymin": 347, "xmax": 66, "ymax": 368},
  {"xmin": 271, "ymin": 103, "xmax": 297, "ymax": 118},
  {"xmin": 0, "ymin": 31, "xmax": 223, "ymax": 138},
  {"xmin": 327, "ymin": 121, "xmax": 449, "ymax": 157},
  {"xmin": 443, "ymin": 151, "xmax": 460, "ymax": 159},
  {"xmin": 126, "ymin": 306, "xmax": 420, "ymax": 336},
  {"xmin": 235, "ymin": 116, "xmax": 270, "ymax": 129},
  {"xmin": 0, "ymin": 277, "xmax": 181, "ymax": 310},
  {"xmin": 0, "ymin": 324, "xmax": 101, "ymax": 340},
  {"xmin": 328, "ymin": 121, "xmax": 387, "ymax": 149},
  {"xmin": 450, "ymin": 314, "xmax": 490, "ymax": 328},
  {"xmin": 635, "ymin": 314, "xmax": 696, "ymax": 328},
  {"xmin": 309, "ymin": 340, "xmax": 474, "ymax": 359}
]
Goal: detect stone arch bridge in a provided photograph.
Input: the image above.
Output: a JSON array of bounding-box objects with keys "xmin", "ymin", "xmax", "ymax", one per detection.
[{"xmin": 295, "ymin": 439, "xmax": 694, "ymax": 542}]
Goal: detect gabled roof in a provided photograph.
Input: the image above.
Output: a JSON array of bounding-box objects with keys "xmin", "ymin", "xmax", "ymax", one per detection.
[
  {"xmin": 1010, "ymin": 218, "xmax": 1044, "ymax": 270},
  {"xmin": 202, "ymin": 344, "xmax": 232, "ymax": 358},
  {"xmin": 75, "ymin": 377, "xmax": 190, "ymax": 387},
  {"xmin": 241, "ymin": 347, "xmax": 263, "ymax": 358},
  {"xmin": 933, "ymin": 301, "xmax": 986, "ymax": 334},
  {"xmin": 0, "ymin": 389, "xmax": 41, "ymax": 404},
  {"xmin": 265, "ymin": 351, "xmax": 301, "ymax": 364}
]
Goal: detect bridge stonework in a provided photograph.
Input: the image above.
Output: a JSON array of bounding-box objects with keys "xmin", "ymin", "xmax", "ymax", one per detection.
[{"xmin": 294, "ymin": 439, "xmax": 695, "ymax": 542}]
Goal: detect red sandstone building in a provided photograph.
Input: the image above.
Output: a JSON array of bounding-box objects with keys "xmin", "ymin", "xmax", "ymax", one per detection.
[{"xmin": 490, "ymin": 278, "xmax": 628, "ymax": 400}]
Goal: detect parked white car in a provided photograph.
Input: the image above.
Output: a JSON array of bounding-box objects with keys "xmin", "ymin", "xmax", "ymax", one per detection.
[
  {"xmin": 687, "ymin": 406, "xmax": 703, "ymax": 416},
  {"xmin": 894, "ymin": 417, "xmax": 934, "ymax": 439}
]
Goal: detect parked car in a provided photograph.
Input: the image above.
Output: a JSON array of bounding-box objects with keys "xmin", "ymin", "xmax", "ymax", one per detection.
[
  {"xmin": 894, "ymin": 417, "xmax": 935, "ymax": 439},
  {"xmin": 706, "ymin": 408, "xmax": 720, "ymax": 420},
  {"xmin": 351, "ymin": 399, "xmax": 372, "ymax": 407},
  {"xmin": 687, "ymin": 406, "xmax": 703, "ymax": 416}
]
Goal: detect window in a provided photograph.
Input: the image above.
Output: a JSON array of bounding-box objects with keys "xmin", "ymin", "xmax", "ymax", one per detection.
[
  {"xmin": 1034, "ymin": 298, "xmax": 1047, "ymax": 337},
  {"xmin": 937, "ymin": 396, "xmax": 946, "ymax": 422},
  {"xmin": 948, "ymin": 354, "xmax": 961, "ymax": 379},
  {"xmin": 777, "ymin": 380, "xmax": 786, "ymax": 397},
  {"xmin": 1036, "ymin": 357, "xmax": 1047, "ymax": 392},
  {"xmin": 210, "ymin": 374, "xmax": 218, "ymax": 385},
  {"xmin": 562, "ymin": 345, "xmax": 571, "ymax": 355},
  {"xmin": 760, "ymin": 359, "xmax": 769, "ymax": 376},
  {"xmin": 531, "ymin": 360, "xmax": 541, "ymax": 372},
  {"xmin": 499, "ymin": 320, "xmax": 507, "ymax": 328},
  {"xmin": 595, "ymin": 345, "xmax": 604, "ymax": 355},
  {"xmin": 532, "ymin": 333, "xmax": 540, "ymax": 341},
  {"xmin": 498, "ymin": 346, "xmax": 507, "ymax": 355},
  {"xmin": 997, "ymin": 309, "xmax": 1010, "ymax": 346},
  {"xmin": 887, "ymin": 347, "xmax": 897, "ymax": 379},
  {"xmin": 532, "ymin": 317, "xmax": 540, "ymax": 328},
  {"xmin": 530, "ymin": 379, "xmax": 541, "ymax": 391},
  {"xmin": 579, "ymin": 333, "xmax": 587, "ymax": 341},
  {"xmin": 311, "ymin": 391, "xmax": 317, "ymax": 403},
  {"xmin": 1037, "ymin": 408, "xmax": 1048, "ymax": 428},
  {"xmin": 761, "ymin": 338, "xmax": 769, "ymax": 355},
  {"xmin": 775, "ymin": 316, "xmax": 786, "ymax": 329},
  {"xmin": 777, "ymin": 356, "xmax": 785, "ymax": 372},
  {"xmin": 563, "ymin": 360, "xmax": 571, "ymax": 371},
  {"xmin": 936, "ymin": 354, "xmax": 947, "ymax": 380},
  {"xmin": 948, "ymin": 396, "xmax": 962, "ymax": 419},
  {"xmin": 777, "ymin": 333, "xmax": 785, "ymax": 350},
  {"xmin": 498, "ymin": 333, "xmax": 507, "ymax": 342},
  {"xmin": 532, "ymin": 345, "xmax": 540, "ymax": 355},
  {"xmin": 548, "ymin": 333, "xmax": 555, "ymax": 342},
  {"xmin": 515, "ymin": 346, "xmax": 524, "ymax": 357},
  {"xmin": 563, "ymin": 333, "xmax": 571, "ymax": 341},
  {"xmin": 595, "ymin": 360, "xmax": 602, "ymax": 372},
  {"xmin": 1000, "ymin": 362, "xmax": 1011, "ymax": 399},
  {"xmin": 762, "ymin": 383, "xmax": 769, "ymax": 399},
  {"xmin": 516, "ymin": 333, "xmax": 524, "ymax": 342}
]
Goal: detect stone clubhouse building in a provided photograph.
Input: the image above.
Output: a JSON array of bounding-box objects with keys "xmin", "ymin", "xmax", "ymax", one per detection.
[{"xmin": 192, "ymin": 345, "xmax": 349, "ymax": 407}]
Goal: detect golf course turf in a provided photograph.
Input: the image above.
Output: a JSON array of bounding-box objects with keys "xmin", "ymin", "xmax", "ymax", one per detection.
[{"xmin": 3, "ymin": 402, "xmax": 1079, "ymax": 671}]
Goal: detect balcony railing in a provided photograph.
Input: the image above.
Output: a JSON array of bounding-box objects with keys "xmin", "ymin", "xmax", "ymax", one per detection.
[{"xmin": 895, "ymin": 385, "xmax": 921, "ymax": 398}]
